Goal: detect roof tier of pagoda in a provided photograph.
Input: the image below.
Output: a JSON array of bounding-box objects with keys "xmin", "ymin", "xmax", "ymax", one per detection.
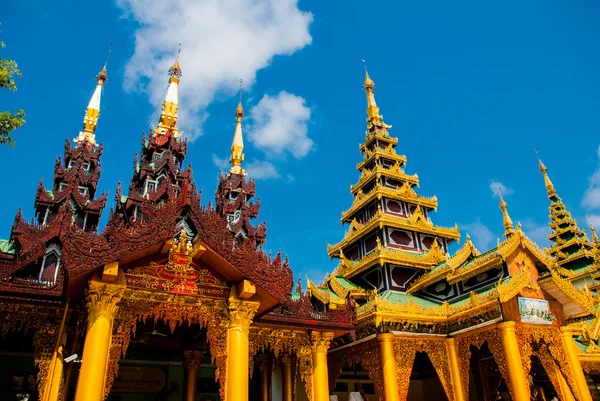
[
  {"xmin": 539, "ymin": 160, "xmax": 596, "ymax": 271},
  {"xmin": 327, "ymin": 71, "xmax": 459, "ymax": 282}
]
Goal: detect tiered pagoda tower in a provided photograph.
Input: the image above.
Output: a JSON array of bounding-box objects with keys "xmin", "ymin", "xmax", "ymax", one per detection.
[
  {"xmin": 215, "ymin": 95, "xmax": 266, "ymax": 248},
  {"xmin": 538, "ymin": 159, "xmax": 596, "ymax": 286},
  {"xmin": 115, "ymin": 56, "xmax": 196, "ymax": 228},
  {"xmin": 325, "ymin": 70, "xmax": 460, "ymax": 295},
  {"xmin": 33, "ymin": 67, "xmax": 109, "ymax": 232}
]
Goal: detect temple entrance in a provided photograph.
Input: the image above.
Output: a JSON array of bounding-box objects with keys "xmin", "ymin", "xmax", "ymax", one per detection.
[
  {"xmin": 330, "ymin": 362, "xmax": 375, "ymax": 401},
  {"xmin": 406, "ymin": 352, "xmax": 446, "ymax": 401},
  {"xmin": 467, "ymin": 343, "xmax": 507, "ymax": 401},
  {"xmin": 105, "ymin": 319, "xmax": 219, "ymax": 401}
]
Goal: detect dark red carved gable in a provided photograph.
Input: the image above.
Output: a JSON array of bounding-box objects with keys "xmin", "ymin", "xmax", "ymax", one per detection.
[
  {"xmin": 215, "ymin": 171, "xmax": 266, "ymax": 248},
  {"xmin": 34, "ymin": 139, "xmax": 107, "ymax": 233}
]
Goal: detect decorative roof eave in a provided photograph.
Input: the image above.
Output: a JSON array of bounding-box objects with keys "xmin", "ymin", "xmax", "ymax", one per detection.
[
  {"xmin": 407, "ymin": 235, "xmax": 480, "ymax": 294},
  {"xmin": 337, "ymin": 241, "xmax": 447, "ymax": 279},
  {"xmin": 358, "ymin": 269, "xmax": 535, "ymax": 327},
  {"xmin": 551, "ymin": 249, "xmax": 596, "ymax": 267},
  {"xmin": 446, "ymin": 252, "xmax": 503, "ymax": 284},
  {"xmin": 350, "ymin": 164, "xmax": 419, "ymax": 196},
  {"xmin": 356, "ymin": 148, "xmax": 407, "ymax": 171},
  {"xmin": 359, "ymin": 130, "xmax": 399, "ymax": 152},
  {"xmin": 548, "ymin": 225, "xmax": 585, "ymax": 240},
  {"xmin": 328, "ymin": 275, "xmax": 369, "ymax": 300},
  {"xmin": 329, "ymin": 210, "xmax": 458, "ymax": 257},
  {"xmin": 341, "ymin": 184, "xmax": 438, "ymax": 223},
  {"xmin": 548, "ymin": 236, "xmax": 591, "ymax": 254},
  {"xmin": 307, "ymin": 280, "xmax": 346, "ymax": 305}
]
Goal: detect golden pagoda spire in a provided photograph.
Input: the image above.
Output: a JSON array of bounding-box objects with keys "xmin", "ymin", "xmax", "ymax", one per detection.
[
  {"xmin": 155, "ymin": 44, "xmax": 182, "ymax": 138},
  {"xmin": 229, "ymin": 79, "xmax": 245, "ymax": 175},
  {"xmin": 590, "ymin": 219, "xmax": 599, "ymax": 245},
  {"xmin": 536, "ymin": 149, "xmax": 556, "ymax": 197},
  {"xmin": 74, "ymin": 44, "xmax": 112, "ymax": 147},
  {"xmin": 362, "ymin": 56, "xmax": 380, "ymax": 120},
  {"xmin": 498, "ymin": 188, "xmax": 514, "ymax": 237}
]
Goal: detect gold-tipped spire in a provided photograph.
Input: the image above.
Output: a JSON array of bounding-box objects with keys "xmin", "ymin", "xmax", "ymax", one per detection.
[
  {"xmin": 590, "ymin": 219, "xmax": 599, "ymax": 245},
  {"xmin": 535, "ymin": 149, "xmax": 556, "ymax": 197},
  {"xmin": 362, "ymin": 55, "xmax": 380, "ymax": 119},
  {"xmin": 498, "ymin": 187, "xmax": 514, "ymax": 237},
  {"xmin": 74, "ymin": 44, "xmax": 113, "ymax": 147},
  {"xmin": 155, "ymin": 44, "xmax": 182, "ymax": 138},
  {"xmin": 230, "ymin": 79, "xmax": 245, "ymax": 175}
]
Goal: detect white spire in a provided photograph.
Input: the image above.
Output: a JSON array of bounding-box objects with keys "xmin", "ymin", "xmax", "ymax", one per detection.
[{"xmin": 74, "ymin": 66, "xmax": 108, "ymax": 147}]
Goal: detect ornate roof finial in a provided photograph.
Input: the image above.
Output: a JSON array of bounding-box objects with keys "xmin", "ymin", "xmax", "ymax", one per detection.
[
  {"xmin": 74, "ymin": 43, "xmax": 114, "ymax": 147},
  {"xmin": 589, "ymin": 218, "xmax": 599, "ymax": 245},
  {"xmin": 498, "ymin": 187, "xmax": 515, "ymax": 237},
  {"xmin": 362, "ymin": 53, "xmax": 375, "ymax": 91},
  {"xmin": 156, "ymin": 44, "xmax": 182, "ymax": 138},
  {"xmin": 230, "ymin": 79, "xmax": 245, "ymax": 175},
  {"xmin": 535, "ymin": 148, "xmax": 556, "ymax": 197},
  {"xmin": 169, "ymin": 43, "xmax": 183, "ymax": 78}
]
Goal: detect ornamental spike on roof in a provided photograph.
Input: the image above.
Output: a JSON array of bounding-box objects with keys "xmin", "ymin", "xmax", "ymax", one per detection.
[
  {"xmin": 498, "ymin": 190, "xmax": 515, "ymax": 237},
  {"xmin": 154, "ymin": 46, "xmax": 183, "ymax": 139},
  {"xmin": 230, "ymin": 80, "xmax": 246, "ymax": 176},
  {"xmin": 73, "ymin": 65, "xmax": 107, "ymax": 147}
]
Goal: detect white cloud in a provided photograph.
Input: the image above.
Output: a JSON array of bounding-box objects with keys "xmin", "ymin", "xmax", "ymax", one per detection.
[
  {"xmin": 211, "ymin": 154, "xmax": 229, "ymax": 171},
  {"xmin": 521, "ymin": 219, "xmax": 551, "ymax": 248},
  {"xmin": 582, "ymin": 146, "xmax": 600, "ymax": 210},
  {"xmin": 246, "ymin": 160, "xmax": 280, "ymax": 180},
  {"xmin": 117, "ymin": 0, "xmax": 313, "ymax": 141},
  {"xmin": 489, "ymin": 180, "xmax": 514, "ymax": 197},
  {"xmin": 588, "ymin": 214, "xmax": 600, "ymax": 230},
  {"xmin": 462, "ymin": 219, "xmax": 495, "ymax": 250},
  {"xmin": 248, "ymin": 91, "xmax": 313, "ymax": 158}
]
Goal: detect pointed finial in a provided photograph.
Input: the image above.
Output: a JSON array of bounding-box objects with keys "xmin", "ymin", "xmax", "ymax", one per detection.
[
  {"xmin": 362, "ymin": 53, "xmax": 375, "ymax": 91},
  {"xmin": 498, "ymin": 187, "xmax": 515, "ymax": 237},
  {"xmin": 155, "ymin": 44, "xmax": 182, "ymax": 137},
  {"xmin": 169, "ymin": 43, "xmax": 182, "ymax": 78},
  {"xmin": 236, "ymin": 79, "xmax": 244, "ymax": 118},
  {"xmin": 589, "ymin": 218, "xmax": 599, "ymax": 244},
  {"xmin": 535, "ymin": 148, "xmax": 556, "ymax": 196},
  {"xmin": 230, "ymin": 81, "xmax": 245, "ymax": 175}
]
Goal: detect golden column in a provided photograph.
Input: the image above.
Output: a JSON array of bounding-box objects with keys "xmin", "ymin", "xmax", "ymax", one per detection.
[
  {"xmin": 377, "ymin": 333, "xmax": 400, "ymax": 401},
  {"xmin": 311, "ymin": 331, "xmax": 334, "ymax": 401},
  {"xmin": 183, "ymin": 350, "xmax": 203, "ymax": 401},
  {"xmin": 74, "ymin": 280, "xmax": 124, "ymax": 401},
  {"xmin": 561, "ymin": 327, "xmax": 592, "ymax": 401},
  {"xmin": 42, "ymin": 330, "xmax": 66, "ymax": 401},
  {"xmin": 446, "ymin": 338, "xmax": 466, "ymax": 401},
  {"xmin": 281, "ymin": 353, "xmax": 293, "ymax": 401},
  {"xmin": 498, "ymin": 322, "xmax": 529, "ymax": 401},
  {"xmin": 555, "ymin": 364, "xmax": 575, "ymax": 401},
  {"xmin": 226, "ymin": 286, "xmax": 260, "ymax": 401},
  {"xmin": 257, "ymin": 354, "xmax": 270, "ymax": 401}
]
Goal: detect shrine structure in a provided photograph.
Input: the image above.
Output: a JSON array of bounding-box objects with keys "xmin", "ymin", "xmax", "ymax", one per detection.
[{"xmin": 0, "ymin": 55, "xmax": 599, "ymax": 401}]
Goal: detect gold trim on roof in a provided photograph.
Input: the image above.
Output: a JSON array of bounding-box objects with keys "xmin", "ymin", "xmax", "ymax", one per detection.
[
  {"xmin": 407, "ymin": 235, "xmax": 480, "ymax": 294},
  {"xmin": 350, "ymin": 164, "xmax": 419, "ymax": 196},
  {"xmin": 446, "ymin": 251, "xmax": 503, "ymax": 284},
  {"xmin": 329, "ymin": 209, "xmax": 459, "ymax": 257},
  {"xmin": 360, "ymin": 130, "xmax": 399, "ymax": 152},
  {"xmin": 357, "ymin": 270, "xmax": 534, "ymax": 326},
  {"xmin": 356, "ymin": 145, "xmax": 407, "ymax": 171},
  {"xmin": 336, "ymin": 239, "xmax": 447, "ymax": 279},
  {"xmin": 341, "ymin": 183, "xmax": 438, "ymax": 223}
]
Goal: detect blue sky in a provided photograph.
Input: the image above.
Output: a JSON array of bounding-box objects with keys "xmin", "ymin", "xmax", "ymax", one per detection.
[{"xmin": 1, "ymin": 0, "xmax": 599, "ymax": 284}]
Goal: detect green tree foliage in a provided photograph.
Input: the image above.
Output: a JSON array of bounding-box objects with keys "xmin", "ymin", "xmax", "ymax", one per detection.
[{"xmin": 0, "ymin": 30, "xmax": 26, "ymax": 147}]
